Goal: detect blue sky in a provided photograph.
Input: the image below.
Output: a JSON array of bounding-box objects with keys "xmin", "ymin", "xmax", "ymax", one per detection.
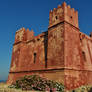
[{"xmin": 0, "ymin": 0, "xmax": 92, "ymax": 80}]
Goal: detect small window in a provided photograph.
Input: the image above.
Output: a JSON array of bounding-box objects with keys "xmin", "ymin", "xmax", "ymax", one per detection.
[
  {"xmin": 37, "ymin": 38, "xmax": 40, "ymax": 41},
  {"xmin": 70, "ymin": 16, "xmax": 73, "ymax": 19},
  {"xmin": 82, "ymin": 51, "xmax": 86, "ymax": 61},
  {"xmin": 34, "ymin": 53, "xmax": 36, "ymax": 63},
  {"xmin": 80, "ymin": 38, "xmax": 82, "ymax": 42},
  {"xmin": 55, "ymin": 16, "xmax": 58, "ymax": 20}
]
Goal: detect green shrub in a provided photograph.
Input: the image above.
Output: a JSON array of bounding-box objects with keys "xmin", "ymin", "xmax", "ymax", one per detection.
[
  {"xmin": 9, "ymin": 75, "xmax": 64, "ymax": 91},
  {"xmin": 70, "ymin": 85, "xmax": 92, "ymax": 92}
]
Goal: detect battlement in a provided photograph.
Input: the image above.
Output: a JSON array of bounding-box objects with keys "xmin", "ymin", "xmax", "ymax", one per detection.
[
  {"xmin": 14, "ymin": 2, "xmax": 92, "ymax": 46},
  {"xmin": 15, "ymin": 28, "xmax": 34, "ymax": 44},
  {"xmin": 79, "ymin": 32, "xmax": 92, "ymax": 41},
  {"xmin": 49, "ymin": 3, "xmax": 64, "ymax": 28},
  {"xmin": 49, "ymin": 2, "xmax": 79, "ymax": 28}
]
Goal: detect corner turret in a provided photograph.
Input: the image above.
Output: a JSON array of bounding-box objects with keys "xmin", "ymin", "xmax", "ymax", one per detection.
[
  {"xmin": 14, "ymin": 27, "xmax": 34, "ymax": 44},
  {"xmin": 15, "ymin": 27, "xmax": 26, "ymax": 43},
  {"xmin": 49, "ymin": 2, "xmax": 79, "ymax": 29}
]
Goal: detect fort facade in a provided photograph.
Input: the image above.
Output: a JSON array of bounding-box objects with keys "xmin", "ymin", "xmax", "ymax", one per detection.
[{"xmin": 7, "ymin": 2, "xmax": 92, "ymax": 90}]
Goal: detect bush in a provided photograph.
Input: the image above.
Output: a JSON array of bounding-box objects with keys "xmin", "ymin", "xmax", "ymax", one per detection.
[
  {"xmin": 69, "ymin": 85, "xmax": 92, "ymax": 92},
  {"xmin": 9, "ymin": 75, "xmax": 64, "ymax": 91}
]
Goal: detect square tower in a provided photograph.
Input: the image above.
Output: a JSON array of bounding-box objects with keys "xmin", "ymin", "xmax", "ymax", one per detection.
[
  {"xmin": 49, "ymin": 2, "xmax": 79, "ymax": 29},
  {"xmin": 7, "ymin": 2, "xmax": 92, "ymax": 91}
]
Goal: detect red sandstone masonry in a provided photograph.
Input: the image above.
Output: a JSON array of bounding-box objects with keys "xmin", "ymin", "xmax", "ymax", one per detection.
[{"xmin": 7, "ymin": 2, "xmax": 92, "ymax": 90}]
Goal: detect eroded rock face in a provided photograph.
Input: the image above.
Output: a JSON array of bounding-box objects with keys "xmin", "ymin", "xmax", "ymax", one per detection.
[{"xmin": 7, "ymin": 2, "xmax": 92, "ymax": 90}]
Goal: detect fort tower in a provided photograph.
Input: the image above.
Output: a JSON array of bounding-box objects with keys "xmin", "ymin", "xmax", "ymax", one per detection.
[{"xmin": 7, "ymin": 2, "xmax": 92, "ymax": 90}]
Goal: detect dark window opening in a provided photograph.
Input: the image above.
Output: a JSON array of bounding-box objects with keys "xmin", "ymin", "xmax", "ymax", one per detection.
[
  {"xmin": 82, "ymin": 51, "xmax": 86, "ymax": 61},
  {"xmin": 37, "ymin": 38, "xmax": 40, "ymax": 41},
  {"xmin": 34, "ymin": 53, "xmax": 36, "ymax": 63},
  {"xmin": 70, "ymin": 16, "xmax": 73, "ymax": 19},
  {"xmin": 55, "ymin": 16, "xmax": 58, "ymax": 20},
  {"xmin": 80, "ymin": 38, "xmax": 82, "ymax": 42}
]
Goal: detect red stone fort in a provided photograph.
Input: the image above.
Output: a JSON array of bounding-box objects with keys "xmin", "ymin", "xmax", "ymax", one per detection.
[{"xmin": 7, "ymin": 2, "xmax": 92, "ymax": 90}]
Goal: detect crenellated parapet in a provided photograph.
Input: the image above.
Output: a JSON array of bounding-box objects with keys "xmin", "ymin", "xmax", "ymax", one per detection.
[
  {"xmin": 79, "ymin": 32, "xmax": 92, "ymax": 41},
  {"xmin": 14, "ymin": 28, "xmax": 34, "ymax": 45},
  {"xmin": 63, "ymin": 2, "xmax": 79, "ymax": 28},
  {"xmin": 49, "ymin": 2, "xmax": 79, "ymax": 29},
  {"xmin": 15, "ymin": 27, "xmax": 26, "ymax": 43},
  {"xmin": 26, "ymin": 28, "xmax": 34, "ymax": 41},
  {"xmin": 49, "ymin": 3, "xmax": 64, "ymax": 28}
]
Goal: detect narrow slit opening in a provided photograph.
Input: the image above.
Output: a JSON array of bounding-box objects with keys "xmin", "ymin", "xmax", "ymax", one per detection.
[
  {"xmin": 34, "ymin": 53, "xmax": 36, "ymax": 63},
  {"xmin": 82, "ymin": 51, "xmax": 86, "ymax": 61}
]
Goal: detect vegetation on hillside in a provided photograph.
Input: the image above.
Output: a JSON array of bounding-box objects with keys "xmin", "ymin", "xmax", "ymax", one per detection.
[
  {"xmin": 8, "ymin": 75, "xmax": 92, "ymax": 92},
  {"xmin": 69, "ymin": 85, "xmax": 92, "ymax": 92},
  {"xmin": 9, "ymin": 75, "xmax": 64, "ymax": 92}
]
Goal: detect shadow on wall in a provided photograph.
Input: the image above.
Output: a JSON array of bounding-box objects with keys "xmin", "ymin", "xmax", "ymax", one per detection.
[{"xmin": 43, "ymin": 31, "xmax": 48, "ymax": 68}]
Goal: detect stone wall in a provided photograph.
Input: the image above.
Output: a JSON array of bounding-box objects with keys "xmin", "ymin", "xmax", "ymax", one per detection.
[
  {"xmin": 8, "ymin": 22, "xmax": 64, "ymax": 84},
  {"xmin": 64, "ymin": 21, "xmax": 92, "ymax": 90},
  {"xmin": 8, "ymin": 69, "xmax": 64, "ymax": 84}
]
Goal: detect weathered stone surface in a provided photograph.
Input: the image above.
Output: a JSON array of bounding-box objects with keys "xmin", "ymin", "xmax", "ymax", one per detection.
[{"xmin": 7, "ymin": 2, "xmax": 92, "ymax": 91}]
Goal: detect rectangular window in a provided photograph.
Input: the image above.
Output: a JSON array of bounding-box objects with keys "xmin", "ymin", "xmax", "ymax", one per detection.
[
  {"xmin": 82, "ymin": 51, "xmax": 86, "ymax": 61},
  {"xmin": 34, "ymin": 53, "xmax": 36, "ymax": 63}
]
